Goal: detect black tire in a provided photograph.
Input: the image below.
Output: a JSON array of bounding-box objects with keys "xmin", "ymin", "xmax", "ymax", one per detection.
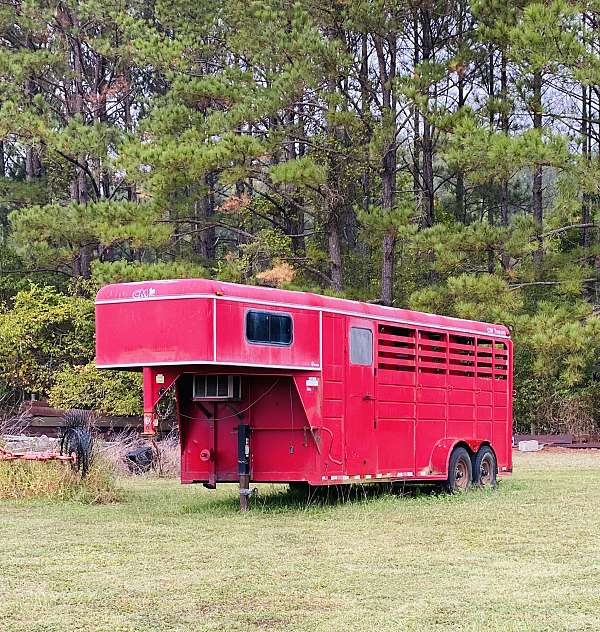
[
  {"xmin": 443, "ymin": 447, "xmax": 473, "ymax": 493},
  {"xmin": 473, "ymin": 446, "xmax": 497, "ymax": 488}
]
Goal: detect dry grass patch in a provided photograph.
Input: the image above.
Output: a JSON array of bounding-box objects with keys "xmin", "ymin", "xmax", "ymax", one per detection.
[
  {"xmin": 0, "ymin": 454, "xmax": 120, "ymax": 503},
  {"xmin": 98, "ymin": 432, "xmax": 180, "ymax": 478}
]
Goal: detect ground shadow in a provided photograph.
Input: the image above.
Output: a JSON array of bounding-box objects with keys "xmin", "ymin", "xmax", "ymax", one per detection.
[{"xmin": 180, "ymin": 480, "xmax": 447, "ymax": 515}]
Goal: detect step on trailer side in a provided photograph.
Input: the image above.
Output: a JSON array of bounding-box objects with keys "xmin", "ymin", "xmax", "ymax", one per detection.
[{"xmin": 95, "ymin": 279, "xmax": 513, "ymax": 509}]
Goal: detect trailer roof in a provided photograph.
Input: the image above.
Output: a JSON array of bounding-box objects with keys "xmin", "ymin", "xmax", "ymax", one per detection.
[{"xmin": 96, "ymin": 278, "xmax": 510, "ymax": 338}]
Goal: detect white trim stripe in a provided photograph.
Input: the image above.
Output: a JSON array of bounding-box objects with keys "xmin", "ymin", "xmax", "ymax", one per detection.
[
  {"xmin": 96, "ymin": 360, "xmax": 321, "ymax": 370},
  {"xmin": 319, "ymin": 310, "xmax": 323, "ymax": 368},
  {"xmin": 212, "ymin": 298, "xmax": 217, "ymax": 362},
  {"xmin": 96, "ymin": 292, "xmax": 509, "ymax": 338}
]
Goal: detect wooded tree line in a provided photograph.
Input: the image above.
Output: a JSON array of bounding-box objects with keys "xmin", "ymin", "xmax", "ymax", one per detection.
[{"xmin": 1, "ymin": 0, "xmax": 600, "ymax": 432}]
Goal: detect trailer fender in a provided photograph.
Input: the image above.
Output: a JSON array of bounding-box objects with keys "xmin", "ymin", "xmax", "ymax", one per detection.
[{"xmin": 428, "ymin": 438, "xmax": 485, "ymax": 476}]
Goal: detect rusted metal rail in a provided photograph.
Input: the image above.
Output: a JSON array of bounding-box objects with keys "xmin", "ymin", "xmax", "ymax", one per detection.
[{"xmin": 0, "ymin": 446, "xmax": 76, "ymax": 464}]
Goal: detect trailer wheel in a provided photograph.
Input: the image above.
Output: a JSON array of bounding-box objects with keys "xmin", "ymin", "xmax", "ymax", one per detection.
[
  {"xmin": 473, "ymin": 446, "xmax": 497, "ymax": 488},
  {"xmin": 444, "ymin": 447, "xmax": 472, "ymax": 493}
]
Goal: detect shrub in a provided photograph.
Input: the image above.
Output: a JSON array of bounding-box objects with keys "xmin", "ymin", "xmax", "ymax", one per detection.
[
  {"xmin": 49, "ymin": 362, "xmax": 142, "ymax": 416},
  {"xmin": 0, "ymin": 284, "xmax": 94, "ymax": 398}
]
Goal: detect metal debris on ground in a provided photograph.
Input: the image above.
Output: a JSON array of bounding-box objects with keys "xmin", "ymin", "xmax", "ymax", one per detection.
[{"xmin": 0, "ymin": 409, "xmax": 95, "ymax": 477}]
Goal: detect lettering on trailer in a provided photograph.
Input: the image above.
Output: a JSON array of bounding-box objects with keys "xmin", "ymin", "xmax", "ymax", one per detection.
[{"xmin": 132, "ymin": 287, "xmax": 156, "ymax": 299}]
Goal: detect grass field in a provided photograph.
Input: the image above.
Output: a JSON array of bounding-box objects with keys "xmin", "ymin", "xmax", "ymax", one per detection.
[{"xmin": 2, "ymin": 450, "xmax": 600, "ymax": 632}]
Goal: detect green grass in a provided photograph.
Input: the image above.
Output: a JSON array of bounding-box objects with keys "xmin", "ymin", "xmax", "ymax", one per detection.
[{"xmin": 2, "ymin": 450, "xmax": 600, "ymax": 632}]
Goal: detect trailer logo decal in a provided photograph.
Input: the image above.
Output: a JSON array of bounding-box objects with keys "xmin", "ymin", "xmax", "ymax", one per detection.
[
  {"xmin": 305, "ymin": 377, "xmax": 319, "ymax": 391},
  {"xmin": 132, "ymin": 287, "xmax": 156, "ymax": 299}
]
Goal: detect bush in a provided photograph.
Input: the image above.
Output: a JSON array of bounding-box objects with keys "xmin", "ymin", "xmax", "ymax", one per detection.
[
  {"xmin": 0, "ymin": 284, "xmax": 94, "ymax": 398},
  {"xmin": 49, "ymin": 362, "xmax": 142, "ymax": 416}
]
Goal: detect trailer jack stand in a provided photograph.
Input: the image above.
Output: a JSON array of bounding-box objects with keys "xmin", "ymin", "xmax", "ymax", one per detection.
[{"xmin": 237, "ymin": 423, "xmax": 252, "ymax": 511}]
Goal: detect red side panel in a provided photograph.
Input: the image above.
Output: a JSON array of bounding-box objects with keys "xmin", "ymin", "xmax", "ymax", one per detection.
[
  {"xmin": 376, "ymin": 369, "xmax": 416, "ymax": 474},
  {"xmin": 321, "ymin": 314, "xmax": 346, "ymax": 476},
  {"xmin": 215, "ymin": 301, "xmax": 320, "ymax": 368},
  {"xmin": 344, "ymin": 317, "xmax": 376, "ymax": 475},
  {"xmin": 375, "ymin": 325, "xmax": 416, "ymax": 473},
  {"xmin": 96, "ymin": 298, "xmax": 213, "ymax": 367},
  {"xmin": 493, "ymin": 339, "xmax": 512, "ymax": 470},
  {"xmin": 180, "ymin": 375, "xmax": 319, "ymax": 484}
]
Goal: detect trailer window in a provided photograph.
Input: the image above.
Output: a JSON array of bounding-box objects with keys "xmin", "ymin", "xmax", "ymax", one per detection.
[
  {"xmin": 350, "ymin": 327, "xmax": 373, "ymax": 365},
  {"xmin": 246, "ymin": 310, "xmax": 292, "ymax": 345}
]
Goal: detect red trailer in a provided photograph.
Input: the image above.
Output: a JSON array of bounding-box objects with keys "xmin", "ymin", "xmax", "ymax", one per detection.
[{"xmin": 96, "ymin": 279, "xmax": 512, "ymax": 506}]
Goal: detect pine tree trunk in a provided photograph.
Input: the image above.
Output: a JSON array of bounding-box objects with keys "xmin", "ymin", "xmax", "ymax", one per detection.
[
  {"xmin": 500, "ymin": 51, "xmax": 510, "ymax": 271},
  {"xmin": 381, "ymin": 232, "xmax": 395, "ymax": 305},
  {"xmin": 327, "ymin": 214, "xmax": 343, "ymax": 292},
  {"xmin": 581, "ymin": 83, "xmax": 591, "ymax": 249},
  {"xmin": 487, "ymin": 50, "xmax": 495, "ymax": 273},
  {"xmin": 455, "ymin": 3, "xmax": 465, "ymax": 222},
  {"xmin": 325, "ymin": 62, "xmax": 344, "ymax": 291},
  {"xmin": 412, "ymin": 18, "xmax": 421, "ymax": 214},
  {"xmin": 360, "ymin": 33, "xmax": 371, "ymax": 215},
  {"xmin": 58, "ymin": 4, "xmax": 94, "ymax": 280},
  {"xmin": 532, "ymin": 70, "xmax": 543, "ymax": 267},
  {"xmin": 192, "ymin": 174, "xmax": 216, "ymax": 261},
  {"xmin": 293, "ymin": 110, "xmax": 307, "ymax": 256},
  {"xmin": 500, "ymin": 53, "xmax": 509, "ymax": 226},
  {"xmin": 420, "ymin": 9, "xmax": 434, "ymax": 228},
  {"xmin": 374, "ymin": 30, "xmax": 397, "ymax": 306},
  {"xmin": 24, "ymin": 32, "xmax": 43, "ymax": 182}
]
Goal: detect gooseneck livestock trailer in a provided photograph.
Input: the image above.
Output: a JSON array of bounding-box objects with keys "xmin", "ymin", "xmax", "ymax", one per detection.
[{"xmin": 96, "ymin": 279, "xmax": 512, "ymax": 508}]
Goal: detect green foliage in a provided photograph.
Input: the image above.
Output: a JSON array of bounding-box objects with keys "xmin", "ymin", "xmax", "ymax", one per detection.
[
  {"xmin": 10, "ymin": 201, "xmax": 171, "ymax": 273},
  {"xmin": 410, "ymin": 273, "xmax": 522, "ymax": 325},
  {"xmin": 49, "ymin": 363, "xmax": 142, "ymax": 416},
  {"xmin": 0, "ymin": 285, "xmax": 94, "ymax": 396},
  {"xmin": 270, "ymin": 157, "xmax": 327, "ymax": 188},
  {"xmin": 91, "ymin": 261, "xmax": 206, "ymax": 286}
]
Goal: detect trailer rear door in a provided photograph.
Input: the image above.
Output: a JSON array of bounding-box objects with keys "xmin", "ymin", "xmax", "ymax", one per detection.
[{"xmin": 345, "ymin": 319, "xmax": 376, "ymax": 474}]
